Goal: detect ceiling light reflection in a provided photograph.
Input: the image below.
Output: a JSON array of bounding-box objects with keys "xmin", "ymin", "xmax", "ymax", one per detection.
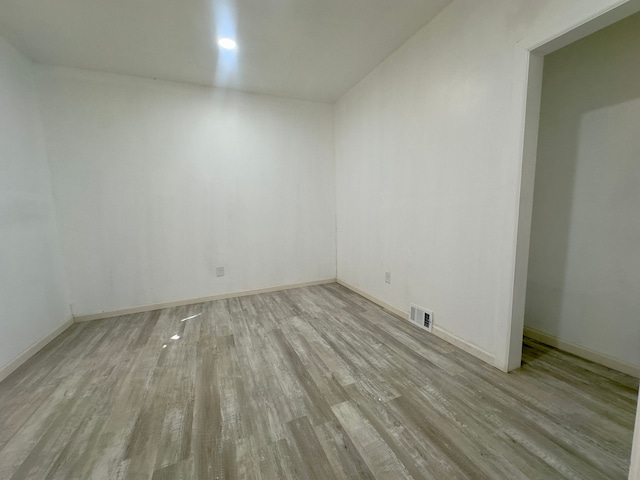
[
  {"xmin": 218, "ymin": 38, "xmax": 237, "ymax": 50},
  {"xmin": 181, "ymin": 313, "xmax": 202, "ymax": 322},
  {"xmin": 213, "ymin": 0, "xmax": 238, "ymax": 83}
]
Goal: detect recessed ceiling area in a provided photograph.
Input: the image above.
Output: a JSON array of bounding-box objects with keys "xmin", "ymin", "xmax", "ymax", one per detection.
[{"xmin": 0, "ymin": 0, "xmax": 451, "ymax": 102}]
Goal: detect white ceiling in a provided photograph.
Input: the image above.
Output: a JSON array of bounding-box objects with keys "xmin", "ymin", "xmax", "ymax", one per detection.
[{"xmin": 0, "ymin": 0, "xmax": 451, "ymax": 102}]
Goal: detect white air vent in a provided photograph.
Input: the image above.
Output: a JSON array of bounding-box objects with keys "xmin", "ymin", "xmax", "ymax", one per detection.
[{"xmin": 409, "ymin": 303, "xmax": 433, "ymax": 333}]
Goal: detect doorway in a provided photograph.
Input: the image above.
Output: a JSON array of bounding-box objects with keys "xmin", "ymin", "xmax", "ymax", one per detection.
[
  {"xmin": 524, "ymin": 12, "xmax": 640, "ymax": 377},
  {"xmin": 510, "ymin": 2, "xmax": 640, "ymax": 478}
]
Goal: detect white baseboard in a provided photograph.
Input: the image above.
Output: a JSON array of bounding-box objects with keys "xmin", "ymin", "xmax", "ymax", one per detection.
[
  {"xmin": 0, "ymin": 318, "xmax": 74, "ymax": 383},
  {"xmin": 73, "ymin": 279, "xmax": 337, "ymax": 322},
  {"xmin": 336, "ymin": 279, "xmax": 496, "ymax": 367},
  {"xmin": 430, "ymin": 325, "xmax": 496, "ymax": 367},
  {"xmin": 336, "ymin": 280, "xmax": 407, "ymax": 319},
  {"xmin": 524, "ymin": 327, "xmax": 639, "ymax": 378}
]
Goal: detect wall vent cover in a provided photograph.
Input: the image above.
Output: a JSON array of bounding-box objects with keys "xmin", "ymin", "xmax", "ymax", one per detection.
[{"xmin": 409, "ymin": 304, "xmax": 433, "ymax": 333}]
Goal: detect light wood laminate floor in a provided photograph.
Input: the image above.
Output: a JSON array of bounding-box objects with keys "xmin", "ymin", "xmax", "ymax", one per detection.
[{"xmin": 0, "ymin": 284, "xmax": 637, "ymax": 479}]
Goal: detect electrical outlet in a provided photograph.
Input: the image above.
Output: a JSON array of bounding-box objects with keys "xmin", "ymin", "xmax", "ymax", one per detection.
[
  {"xmin": 385, "ymin": 272, "xmax": 391, "ymax": 284},
  {"xmin": 216, "ymin": 266, "xmax": 224, "ymax": 277}
]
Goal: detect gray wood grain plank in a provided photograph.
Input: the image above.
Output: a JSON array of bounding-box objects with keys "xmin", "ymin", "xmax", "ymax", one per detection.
[
  {"xmin": 313, "ymin": 418, "xmax": 376, "ymax": 480},
  {"xmin": 284, "ymin": 416, "xmax": 335, "ymax": 479},
  {"xmin": 331, "ymin": 400, "xmax": 413, "ymax": 480},
  {"xmin": 0, "ymin": 283, "xmax": 636, "ymax": 479}
]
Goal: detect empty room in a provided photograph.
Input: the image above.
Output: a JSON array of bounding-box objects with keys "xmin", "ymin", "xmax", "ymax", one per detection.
[{"xmin": 1, "ymin": 0, "xmax": 639, "ymax": 478}]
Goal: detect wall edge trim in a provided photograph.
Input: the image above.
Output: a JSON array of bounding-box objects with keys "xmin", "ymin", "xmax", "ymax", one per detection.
[
  {"xmin": 73, "ymin": 278, "xmax": 337, "ymax": 322},
  {"xmin": 524, "ymin": 326, "xmax": 640, "ymax": 378},
  {"xmin": 0, "ymin": 318, "xmax": 74, "ymax": 383},
  {"xmin": 336, "ymin": 279, "xmax": 496, "ymax": 368}
]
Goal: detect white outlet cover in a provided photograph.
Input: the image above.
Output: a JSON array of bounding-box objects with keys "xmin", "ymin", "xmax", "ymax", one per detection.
[{"xmin": 216, "ymin": 266, "xmax": 224, "ymax": 277}]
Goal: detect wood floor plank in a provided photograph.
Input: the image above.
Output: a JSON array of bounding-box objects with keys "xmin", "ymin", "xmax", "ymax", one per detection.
[
  {"xmin": 284, "ymin": 416, "xmax": 335, "ymax": 479},
  {"xmin": 313, "ymin": 419, "xmax": 376, "ymax": 480},
  {"xmin": 343, "ymin": 382, "xmax": 457, "ymax": 480},
  {"xmin": 331, "ymin": 400, "xmax": 413, "ymax": 480},
  {"xmin": 0, "ymin": 283, "xmax": 636, "ymax": 479}
]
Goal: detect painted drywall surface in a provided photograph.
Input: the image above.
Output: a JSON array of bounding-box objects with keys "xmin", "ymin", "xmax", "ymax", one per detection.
[
  {"xmin": 0, "ymin": 37, "xmax": 70, "ymax": 370},
  {"xmin": 37, "ymin": 67, "xmax": 336, "ymax": 316},
  {"xmin": 334, "ymin": 0, "xmax": 632, "ymax": 366},
  {"xmin": 525, "ymin": 13, "xmax": 640, "ymax": 369}
]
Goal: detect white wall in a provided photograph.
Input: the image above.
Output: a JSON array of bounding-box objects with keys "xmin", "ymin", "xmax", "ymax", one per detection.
[
  {"xmin": 0, "ymin": 37, "xmax": 70, "ymax": 376},
  {"xmin": 334, "ymin": 0, "xmax": 635, "ymax": 369},
  {"xmin": 525, "ymin": 13, "xmax": 640, "ymax": 371},
  {"xmin": 37, "ymin": 67, "xmax": 336, "ymax": 316}
]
